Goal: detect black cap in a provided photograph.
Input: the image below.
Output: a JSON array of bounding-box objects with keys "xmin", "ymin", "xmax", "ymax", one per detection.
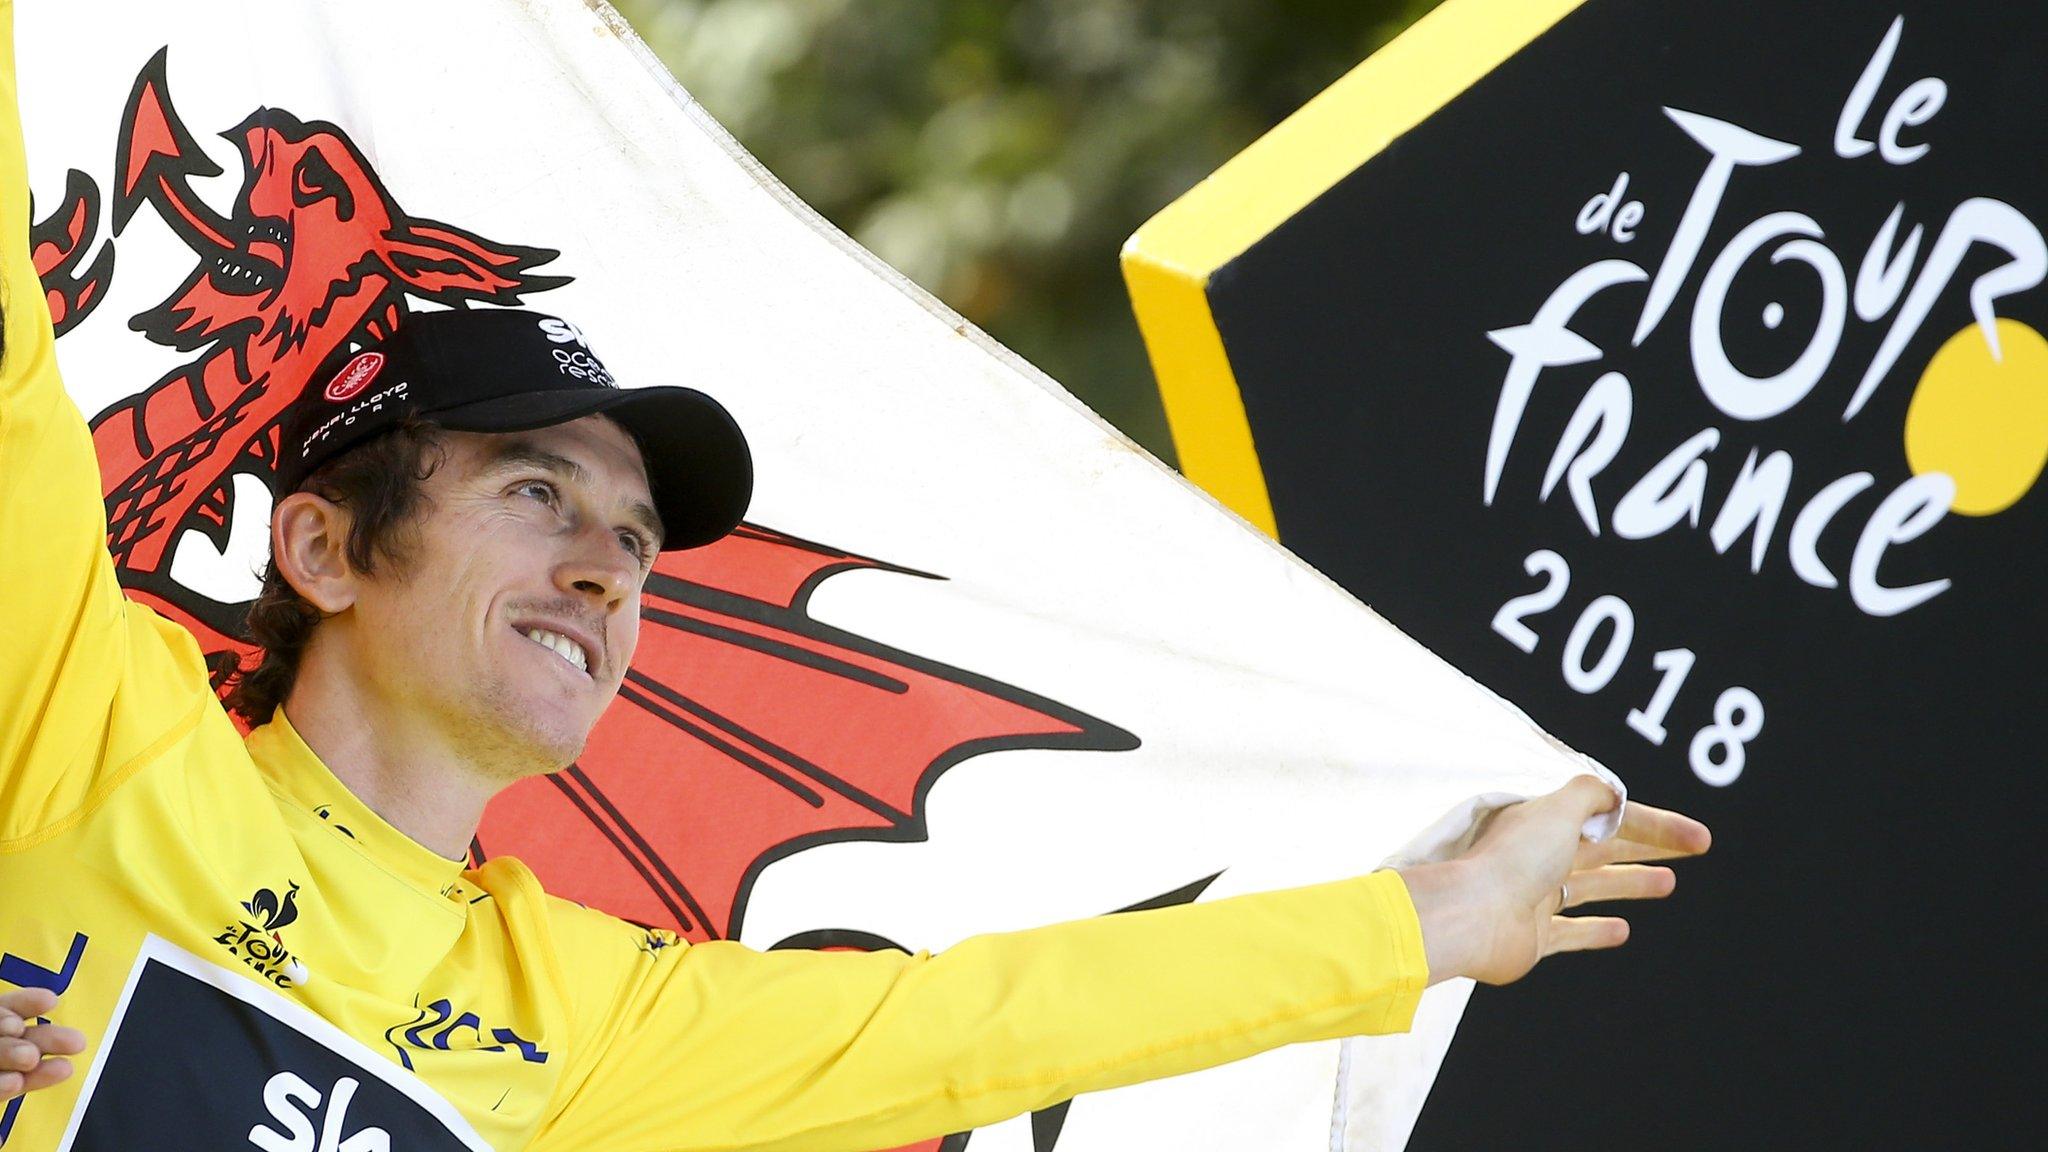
[{"xmin": 280, "ymin": 309, "xmax": 751, "ymax": 550}]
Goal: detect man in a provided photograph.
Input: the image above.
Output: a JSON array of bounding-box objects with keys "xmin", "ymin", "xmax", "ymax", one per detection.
[{"xmin": 0, "ymin": 16, "xmax": 1706, "ymax": 1150}]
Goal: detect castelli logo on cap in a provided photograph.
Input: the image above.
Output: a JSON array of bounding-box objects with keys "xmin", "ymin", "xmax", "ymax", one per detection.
[{"xmin": 324, "ymin": 351, "xmax": 386, "ymax": 402}]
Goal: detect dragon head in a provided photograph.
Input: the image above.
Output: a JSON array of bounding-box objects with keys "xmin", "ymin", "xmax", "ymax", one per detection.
[
  {"xmin": 131, "ymin": 102, "xmax": 566, "ymax": 377},
  {"xmin": 98, "ymin": 49, "xmax": 568, "ymax": 579}
]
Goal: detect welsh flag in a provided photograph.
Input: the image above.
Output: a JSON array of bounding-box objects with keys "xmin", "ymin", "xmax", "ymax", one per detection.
[{"xmin": 17, "ymin": 3, "xmax": 1601, "ymax": 1147}]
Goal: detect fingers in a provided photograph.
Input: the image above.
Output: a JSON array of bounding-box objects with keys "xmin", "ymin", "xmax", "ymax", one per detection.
[
  {"xmin": 24, "ymin": 1023, "xmax": 85, "ymax": 1058},
  {"xmin": 0, "ymin": 987, "xmax": 57, "ymax": 1017},
  {"xmin": 1561, "ymin": 863, "xmax": 1674, "ymax": 909},
  {"xmin": 1586, "ymin": 838, "xmax": 1702, "ymax": 865},
  {"xmin": 1544, "ymin": 914, "xmax": 1629, "ymax": 956},
  {"xmin": 1554, "ymin": 774, "xmax": 1623, "ymax": 822},
  {"xmin": 0, "ymin": 987, "xmax": 57, "ymax": 1037},
  {"xmin": 1519, "ymin": 795, "xmax": 1706, "ymax": 973},
  {"xmin": 1573, "ymin": 801, "xmax": 1712, "ymax": 868},
  {"xmin": 0, "ymin": 1056, "xmax": 73, "ymax": 1102},
  {"xmin": 1616, "ymin": 801, "xmax": 1712, "ymax": 857},
  {"xmin": 0, "ymin": 1035, "xmax": 52, "ymax": 1074},
  {"xmin": 1490, "ymin": 775, "xmax": 1622, "ymax": 851},
  {"xmin": 23, "ymin": 1055, "xmax": 73, "ymax": 1092},
  {"xmin": 1539, "ymin": 862, "xmax": 1678, "ymax": 961},
  {"xmin": 0, "ymin": 990, "xmax": 86, "ymax": 1102}
]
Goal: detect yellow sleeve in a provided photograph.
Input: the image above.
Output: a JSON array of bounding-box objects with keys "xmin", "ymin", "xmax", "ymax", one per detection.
[
  {"xmin": 0, "ymin": 5, "xmax": 210, "ymax": 846},
  {"xmin": 535, "ymin": 869, "xmax": 1428, "ymax": 1152}
]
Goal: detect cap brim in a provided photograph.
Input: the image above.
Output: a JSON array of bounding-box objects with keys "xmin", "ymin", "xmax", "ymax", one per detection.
[{"xmin": 433, "ymin": 386, "xmax": 751, "ymax": 550}]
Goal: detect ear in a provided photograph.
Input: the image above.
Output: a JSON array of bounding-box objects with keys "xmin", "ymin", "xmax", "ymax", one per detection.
[{"xmin": 271, "ymin": 490, "xmax": 358, "ymax": 614}]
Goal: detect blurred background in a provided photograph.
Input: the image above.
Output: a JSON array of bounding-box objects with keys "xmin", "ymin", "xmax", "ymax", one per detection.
[{"xmin": 615, "ymin": 0, "xmax": 1445, "ymax": 465}]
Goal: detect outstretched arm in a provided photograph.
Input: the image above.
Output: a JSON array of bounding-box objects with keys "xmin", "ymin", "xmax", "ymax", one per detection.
[
  {"xmin": 538, "ymin": 779, "xmax": 1707, "ymax": 1151},
  {"xmin": 539, "ymin": 869, "xmax": 1429, "ymax": 1152}
]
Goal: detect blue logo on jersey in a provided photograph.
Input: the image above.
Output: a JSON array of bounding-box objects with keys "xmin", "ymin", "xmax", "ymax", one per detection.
[{"xmin": 384, "ymin": 998, "xmax": 548, "ymax": 1071}]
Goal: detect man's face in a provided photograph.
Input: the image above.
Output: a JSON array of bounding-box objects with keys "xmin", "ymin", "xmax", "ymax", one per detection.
[{"xmin": 343, "ymin": 414, "xmax": 661, "ymax": 777}]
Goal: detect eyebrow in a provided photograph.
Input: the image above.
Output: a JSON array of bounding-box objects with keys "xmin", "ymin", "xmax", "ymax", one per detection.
[{"xmin": 484, "ymin": 439, "xmax": 665, "ymax": 549}]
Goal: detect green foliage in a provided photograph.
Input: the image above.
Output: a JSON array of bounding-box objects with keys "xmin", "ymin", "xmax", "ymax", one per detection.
[{"xmin": 616, "ymin": 0, "xmax": 1441, "ymax": 463}]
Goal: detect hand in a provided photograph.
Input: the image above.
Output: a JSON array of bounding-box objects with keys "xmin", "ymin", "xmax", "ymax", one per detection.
[
  {"xmin": 1, "ymin": 987, "xmax": 87, "ymax": 1101},
  {"xmin": 1400, "ymin": 776, "xmax": 1711, "ymax": 986}
]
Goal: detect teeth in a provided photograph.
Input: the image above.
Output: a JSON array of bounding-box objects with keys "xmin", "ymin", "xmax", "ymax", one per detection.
[
  {"xmin": 522, "ymin": 627, "xmax": 590, "ymax": 674},
  {"xmin": 214, "ymin": 258, "xmax": 269, "ymax": 284}
]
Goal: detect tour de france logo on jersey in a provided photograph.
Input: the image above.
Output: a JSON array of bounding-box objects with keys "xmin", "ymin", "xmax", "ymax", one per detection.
[{"xmin": 214, "ymin": 880, "xmax": 310, "ymax": 988}]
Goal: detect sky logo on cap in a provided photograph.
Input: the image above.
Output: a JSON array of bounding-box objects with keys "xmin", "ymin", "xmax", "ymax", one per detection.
[
  {"xmin": 537, "ymin": 317, "xmax": 587, "ymax": 346},
  {"xmin": 538, "ymin": 316, "xmax": 616, "ymax": 386},
  {"xmin": 324, "ymin": 351, "xmax": 386, "ymax": 402}
]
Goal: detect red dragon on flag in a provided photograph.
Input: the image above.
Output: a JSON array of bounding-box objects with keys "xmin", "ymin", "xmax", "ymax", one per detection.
[{"xmin": 32, "ymin": 48, "xmax": 1139, "ymax": 969}]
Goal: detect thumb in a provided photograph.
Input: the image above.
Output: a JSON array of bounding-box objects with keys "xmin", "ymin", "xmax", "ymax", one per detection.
[{"xmin": 1556, "ymin": 773, "xmax": 1622, "ymax": 824}]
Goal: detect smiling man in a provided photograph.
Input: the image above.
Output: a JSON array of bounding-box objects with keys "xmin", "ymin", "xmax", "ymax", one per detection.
[
  {"xmin": 240, "ymin": 310, "xmax": 751, "ymax": 863},
  {"xmin": 0, "ymin": 13, "xmax": 1707, "ymax": 1150}
]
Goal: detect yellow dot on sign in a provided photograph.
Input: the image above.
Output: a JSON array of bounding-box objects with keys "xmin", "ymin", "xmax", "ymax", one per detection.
[{"xmin": 1903, "ymin": 318, "xmax": 2048, "ymax": 517}]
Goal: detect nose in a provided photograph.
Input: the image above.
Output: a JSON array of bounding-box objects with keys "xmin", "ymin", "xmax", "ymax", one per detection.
[{"xmin": 553, "ymin": 520, "xmax": 640, "ymax": 608}]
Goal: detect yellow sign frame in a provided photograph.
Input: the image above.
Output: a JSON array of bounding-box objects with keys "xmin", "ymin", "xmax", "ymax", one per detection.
[{"xmin": 1121, "ymin": 0, "xmax": 1590, "ymax": 536}]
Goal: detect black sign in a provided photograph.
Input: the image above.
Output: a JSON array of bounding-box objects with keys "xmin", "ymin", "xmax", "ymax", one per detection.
[
  {"xmin": 1128, "ymin": 0, "xmax": 2040, "ymax": 1144},
  {"xmin": 63, "ymin": 940, "xmax": 483, "ymax": 1151}
]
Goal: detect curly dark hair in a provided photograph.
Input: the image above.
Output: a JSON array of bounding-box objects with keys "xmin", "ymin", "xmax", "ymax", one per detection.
[{"xmin": 221, "ymin": 419, "xmax": 445, "ymax": 726}]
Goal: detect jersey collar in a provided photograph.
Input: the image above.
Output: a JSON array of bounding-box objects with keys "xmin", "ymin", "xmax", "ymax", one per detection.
[{"xmin": 247, "ymin": 708, "xmax": 471, "ymax": 898}]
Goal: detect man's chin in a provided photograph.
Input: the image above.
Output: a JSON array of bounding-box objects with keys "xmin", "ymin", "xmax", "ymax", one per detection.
[
  {"xmin": 463, "ymin": 671, "xmax": 616, "ymax": 778},
  {"xmin": 476, "ymin": 702, "xmax": 598, "ymax": 782},
  {"xmin": 524, "ymin": 722, "xmax": 593, "ymax": 777}
]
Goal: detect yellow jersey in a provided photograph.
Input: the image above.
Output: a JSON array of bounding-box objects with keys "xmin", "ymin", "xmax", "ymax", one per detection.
[{"xmin": 0, "ymin": 7, "xmax": 1427, "ymax": 1148}]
